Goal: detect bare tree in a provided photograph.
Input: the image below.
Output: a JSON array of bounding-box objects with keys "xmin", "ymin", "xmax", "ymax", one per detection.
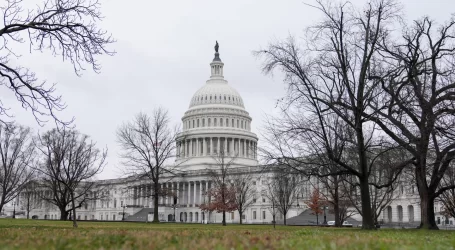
[
  {"xmin": 264, "ymin": 179, "xmax": 280, "ymax": 229},
  {"xmin": 35, "ymin": 128, "xmax": 106, "ymax": 227},
  {"xmin": 19, "ymin": 180, "xmax": 40, "ymax": 219},
  {"xmin": 256, "ymin": 0, "xmax": 413, "ymax": 229},
  {"xmin": 232, "ymin": 171, "xmax": 257, "ymax": 224},
  {"xmin": 266, "ymin": 169, "xmax": 298, "ymax": 225},
  {"xmin": 117, "ymin": 108, "xmax": 178, "ymax": 223},
  {"xmin": 0, "ymin": 0, "xmax": 115, "ymax": 125},
  {"xmin": 367, "ymin": 16, "xmax": 455, "ymax": 229},
  {"xmin": 439, "ymin": 164, "xmax": 455, "ymax": 220},
  {"xmin": 0, "ymin": 123, "xmax": 35, "ymax": 213}
]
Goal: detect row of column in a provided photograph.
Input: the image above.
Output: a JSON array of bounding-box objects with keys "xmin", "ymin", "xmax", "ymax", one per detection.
[
  {"xmin": 177, "ymin": 137, "xmax": 257, "ymax": 159},
  {"xmin": 130, "ymin": 181, "xmax": 212, "ymax": 207}
]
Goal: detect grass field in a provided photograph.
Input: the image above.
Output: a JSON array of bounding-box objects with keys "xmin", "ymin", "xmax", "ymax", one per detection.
[{"xmin": 0, "ymin": 219, "xmax": 454, "ymax": 250}]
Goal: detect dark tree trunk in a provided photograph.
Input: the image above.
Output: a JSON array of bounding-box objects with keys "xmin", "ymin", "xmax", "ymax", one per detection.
[
  {"xmin": 417, "ymin": 183, "xmax": 438, "ymax": 229},
  {"xmin": 239, "ymin": 211, "xmax": 243, "ymax": 224},
  {"xmin": 153, "ymin": 182, "xmax": 159, "ymax": 223},
  {"xmin": 284, "ymin": 213, "xmax": 287, "ymax": 225},
  {"xmin": 334, "ymin": 205, "xmax": 341, "ymax": 227},
  {"xmin": 359, "ymin": 176, "xmax": 375, "ymax": 229},
  {"xmin": 59, "ymin": 209, "xmax": 69, "ymax": 220},
  {"xmin": 273, "ymin": 214, "xmax": 276, "ymax": 229},
  {"xmin": 222, "ymin": 211, "xmax": 226, "ymax": 226}
]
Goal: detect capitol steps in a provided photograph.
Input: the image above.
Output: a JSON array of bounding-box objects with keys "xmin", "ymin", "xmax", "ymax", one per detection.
[
  {"xmin": 125, "ymin": 208, "xmax": 154, "ymax": 222},
  {"xmin": 283, "ymin": 209, "xmax": 359, "ymax": 226}
]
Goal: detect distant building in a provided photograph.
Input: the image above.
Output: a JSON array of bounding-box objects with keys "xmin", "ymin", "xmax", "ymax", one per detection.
[{"xmin": 19, "ymin": 45, "xmax": 449, "ymax": 227}]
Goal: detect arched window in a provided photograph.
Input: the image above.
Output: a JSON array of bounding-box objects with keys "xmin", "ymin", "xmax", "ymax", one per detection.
[
  {"xmin": 202, "ymin": 119, "xmax": 205, "ymax": 127},
  {"xmin": 193, "ymin": 120, "xmax": 195, "ymax": 128},
  {"xmin": 197, "ymin": 119, "xmax": 200, "ymax": 127},
  {"xmin": 208, "ymin": 118, "xmax": 211, "ymax": 127},
  {"xmin": 214, "ymin": 118, "xmax": 217, "ymax": 127},
  {"xmin": 241, "ymin": 121, "xmax": 244, "ymax": 129},
  {"xmin": 232, "ymin": 119, "xmax": 234, "ymax": 127},
  {"xmin": 226, "ymin": 118, "xmax": 229, "ymax": 127},
  {"xmin": 221, "ymin": 118, "xmax": 223, "ymax": 127},
  {"xmin": 237, "ymin": 120, "xmax": 239, "ymax": 128}
]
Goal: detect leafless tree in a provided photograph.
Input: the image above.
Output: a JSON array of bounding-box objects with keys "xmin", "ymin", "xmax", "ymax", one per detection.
[
  {"xmin": 35, "ymin": 128, "xmax": 106, "ymax": 227},
  {"xmin": 0, "ymin": 123, "xmax": 35, "ymax": 213},
  {"xmin": 0, "ymin": 0, "xmax": 115, "ymax": 125},
  {"xmin": 256, "ymin": 0, "xmax": 413, "ymax": 229},
  {"xmin": 117, "ymin": 108, "xmax": 179, "ymax": 223},
  {"xmin": 232, "ymin": 171, "xmax": 257, "ymax": 224},
  {"xmin": 311, "ymin": 172, "xmax": 354, "ymax": 227},
  {"xmin": 263, "ymin": 179, "xmax": 280, "ymax": 229},
  {"xmin": 439, "ymin": 164, "xmax": 455, "ymax": 220},
  {"xmin": 19, "ymin": 180, "xmax": 40, "ymax": 219},
  {"xmin": 366, "ymin": 16, "xmax": 455, "ymax": 229},
  {"xmin": 265, "ymin": 168, "xmax": 298, "ymax": 225}
]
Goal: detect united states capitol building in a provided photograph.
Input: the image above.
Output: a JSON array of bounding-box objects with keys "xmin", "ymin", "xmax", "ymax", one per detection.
[{"xmin": 17, "ymin": 45, "xmax": 452, "ymax": 227}]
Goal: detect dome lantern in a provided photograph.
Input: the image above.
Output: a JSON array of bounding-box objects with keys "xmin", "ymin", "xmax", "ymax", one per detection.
[{"xmin": 210, "ymin": 41, "xmax": 224, "ymax": 79}]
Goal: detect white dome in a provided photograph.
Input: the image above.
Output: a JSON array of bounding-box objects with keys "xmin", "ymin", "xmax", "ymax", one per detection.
[{"xmin": 189, "ymin": 81, "xmax": 245, "ymax": 109}]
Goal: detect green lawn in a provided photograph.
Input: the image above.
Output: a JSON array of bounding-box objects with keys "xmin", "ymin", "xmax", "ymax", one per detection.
[{"xmin": 0, "ymin": 219, "xmax": 454, "ymax": 250}]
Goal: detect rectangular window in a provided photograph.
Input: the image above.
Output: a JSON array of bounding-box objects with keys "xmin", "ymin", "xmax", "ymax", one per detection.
[
  {"xmin": 262, "ymin": 198, "xmax": 266, "ymax": 203},
  {"xmin": 121, "ymin": 201, "xmax": 123, "ymax": 207},
  {"xmin": 263, "ymin": 211, "xmax": 266, "ymax": 220},
  {"xmin": 253, "ymin": 211, "xmax": 257, "ymax": 220},
  {"xmin": 113, "ymin": 215, "xmax": 116, "ymax": 221},
  {"xmin": 242, "ymin": 214, "xmax": 246, "ymax": 220},
  {"xmin": 231, "ymin": 213, "xmax": 234, "ymax": 220}
]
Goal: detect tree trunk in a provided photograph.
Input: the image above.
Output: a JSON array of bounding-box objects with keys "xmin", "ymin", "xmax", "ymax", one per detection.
[
  {"xmin": 239, "ymin": 211, "xmax": 243, "ymax": 224},
  {"xmin": 359, "ymin": 176, "xmax": 375, "ymax": 229},
  {"xmin": 284, "ymin": 213, "xmax": 287, "ymax": 225},
  {"xmin": 316, "ymin": 214, "xmax": 318, "ymax": 225},
  {"xmin": 153, "ymin": 183, "xmax": 159, "ymax": 223},
  {"xmin": 70, "ymin": 191, "xmax": 78, "ymax": 228},
  {"xmin": 418, "ymin": 188, "xmax": 438, "ymax": 229},
  {"xmin": 59, "ymin": 209, "xmax": 69, "ymax": 220},
  {"xmin": 222, "ymin": 211, "xmax": 226, "ymax": 226},
  {"xmin": 334, "ymin": 205, "xmax": 341, "ymax": 227},
  {"xmin": 273, "ymin": 214, "xmax": 276, "ymax": 229}
]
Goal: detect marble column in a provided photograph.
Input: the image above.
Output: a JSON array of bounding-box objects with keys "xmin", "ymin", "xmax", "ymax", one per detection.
[
  {"xmin": 203, "ymin": 138, "xmax": 207, "ymax": 156},
  {"xmin": 199, "ymin": 181, "xmax": 203, "ymax": 205},
  {"xmin": 217, "ymin": 137, "xmax": 220, "ymax": 154},
  {"xmin": 210, "ymin": 137, "xmax": 213, "ymax": 155},
  {"xmin": 187, "ymin": 182, "xmax": 191, "ymax": 207},
  {"xmin": 193, "ymin": 182, "xmax": 197, "ymax": 206},
  {"xmin": 176, "ymin": 182, "xmax": 180, "ymax": 205},
  {"xmin": 224, "ymin": 137, "xmax": 227, "ymax": 154}
]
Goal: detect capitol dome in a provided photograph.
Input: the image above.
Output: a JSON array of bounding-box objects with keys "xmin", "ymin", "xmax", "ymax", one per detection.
[
  {"xmin": 175, "ymin": 42, "xmax": 258, "ymax": 169},
  {"xmin": 189, "ymin": 81, "xmax": 245, "ymax": 109}
]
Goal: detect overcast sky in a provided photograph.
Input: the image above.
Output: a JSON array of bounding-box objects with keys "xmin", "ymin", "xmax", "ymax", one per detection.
[{"xmin": 4, "ymin": 0, "xmax": 455, "ymax": 179}]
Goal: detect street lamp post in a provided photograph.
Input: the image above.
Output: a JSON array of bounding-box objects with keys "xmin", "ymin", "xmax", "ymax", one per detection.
[
  {"xmin": 323, "ymin": 206, "xmax": 328, "ymax": 225},
  {"xmin": 12, "ymin": 202, "xmax": 16, "ymax": 219}
]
